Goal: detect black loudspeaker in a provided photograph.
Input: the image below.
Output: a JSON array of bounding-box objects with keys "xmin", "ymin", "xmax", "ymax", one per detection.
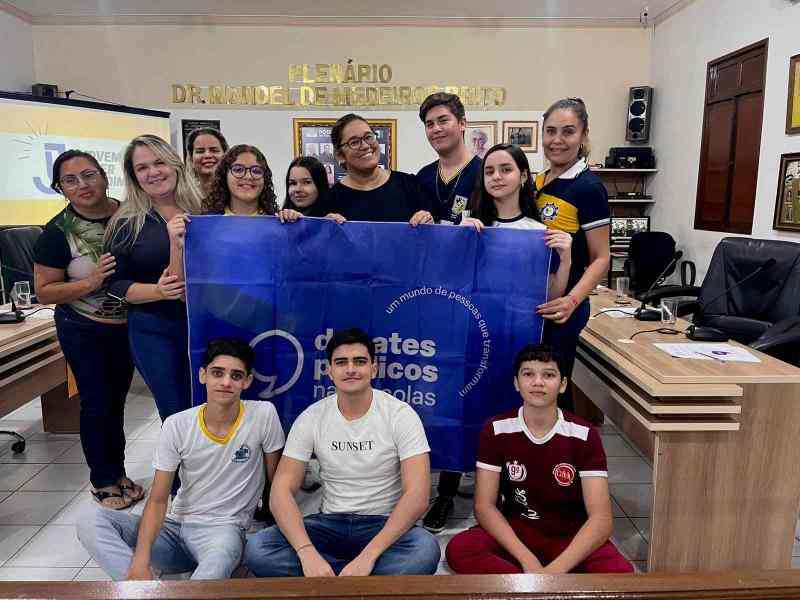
[
  {"xmin": 625, "ymin": 86, "xmax": 653, "ymax": 143},
  {"xmin": 31, "ymin": 83, "xmax": 58, "ymax": 98}
]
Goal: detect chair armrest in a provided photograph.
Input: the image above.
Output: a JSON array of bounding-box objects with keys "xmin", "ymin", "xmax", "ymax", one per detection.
[{"xmin": 750, "ymin": 317, "xmax": 800, "ymax": 354}]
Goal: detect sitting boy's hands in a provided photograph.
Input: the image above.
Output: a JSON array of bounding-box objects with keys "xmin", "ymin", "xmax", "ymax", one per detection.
[
  {"xmin": 299, "ymin": 546, "xmax": 335, "ymax": 577},
  {"xmin": 339, "ymin": 551, "xmax": 376, "ymax": 576}
]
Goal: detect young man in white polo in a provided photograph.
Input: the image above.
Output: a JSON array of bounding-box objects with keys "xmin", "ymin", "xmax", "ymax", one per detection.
[
  {"xmin": 78, "ymin": 337, "xmax": 285, "ymax": 580},
  {"xmin": 244, "ymin": 327, "xmax": 440, "ymax": 577}
]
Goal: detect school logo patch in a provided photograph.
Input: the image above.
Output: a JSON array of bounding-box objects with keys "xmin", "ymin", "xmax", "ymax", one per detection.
[
  {"xmin": 506, "ymin": 460, "xmax": 527, "ymax": 482},
  {"xmin": 232, "ymin": 444, "xmax": 251, "ymax": 463},
  {"xmin": 553, "ymin": 463, "xmax": 576, "ymax": 486},
  {"xmin": 451, "ymin": 195, "xmax": 468, "ymax": 216},
  {"xmin": 541, "ymin": 202, "xmax": 559, "ymax": 222}
]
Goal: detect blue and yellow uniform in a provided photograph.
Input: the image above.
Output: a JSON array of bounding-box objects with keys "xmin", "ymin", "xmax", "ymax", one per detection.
[
  {"xmin": 535, "ymin": 158, "xmax": 610, "ymax": 292},
  {"xmin": 535, "ymin": 157, "xmax": 610, "ymax": 411}
]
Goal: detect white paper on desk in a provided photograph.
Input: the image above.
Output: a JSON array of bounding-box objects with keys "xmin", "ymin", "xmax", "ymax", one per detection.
[
  {"xmin": 595, "ymin": 307, "xmax": 638, "ymax": 318},
  {"xmin": 21, "ymin": 307, "xmax": 55, "ymax": 320},
  {"xmin": 654, "ymin": 343, "xmax": 761, "ymax": 363}
]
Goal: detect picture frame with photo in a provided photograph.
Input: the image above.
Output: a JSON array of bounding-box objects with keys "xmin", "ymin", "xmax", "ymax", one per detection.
[
  {"xmin": 501, "ymin": 120, "xmax": 539, "ymax": 152},
  {"xmin": 292, "ymin": 118, "xmax": 397, "ymax": 185},
  {"xmin": 787, "ymin": 53, "xmax": 800, "ymax": 135},
  {"xmin": 610, "ymin": 216, "xmax": 651, "ymax": 240},
  {"xmin": 773, "ymin": 152, "xmax": 800, "ymax": 232},
  {"xmin": 465, "ymin": 121, "xmax": 497, "ymax": 159}
]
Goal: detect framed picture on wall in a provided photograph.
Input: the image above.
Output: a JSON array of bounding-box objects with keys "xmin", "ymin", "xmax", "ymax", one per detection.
[
  {"xmin": 292, "ymin": 118, "xmax": 397, "ymax": 185},
  {"xmin": 501, "ymin": 120, "xmax": 538, "ymax": 152},
  {"xmin": 465, "ymin": 121, "xmax": 496, "ymax": 159},
  {"xmin": 787, "ymin": 53, "xmax": 800, "ymax": 135},
  {"xmin": 773, "ymin": 152, "xmax": 800, "ymax": 232},
  {"xmin": 610, "ymin": 216, "xmax": 650, "ymax": 240}
]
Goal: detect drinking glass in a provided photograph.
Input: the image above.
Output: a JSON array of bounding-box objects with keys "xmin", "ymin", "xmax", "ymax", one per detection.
[
  {"xmin": 614, "ymin": 277, "xmax": 631, "ymax": 305},
  {"xmin": 11, "ymin": 281, "xmax": 32, "ymax": 309},
  {"xmin": 661, "ymin": 298, "xmax": 679, "ymax": 324}
]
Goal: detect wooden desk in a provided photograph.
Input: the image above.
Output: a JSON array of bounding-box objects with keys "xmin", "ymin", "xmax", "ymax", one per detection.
[
  {"xmin": 2, "ymin": 570, "xmax": 800, "ymax": 599},
  {"xmin": 573, "ymin": 289, "xmax": 800, "ymax": 572},
  {"xmin": 0, "ymin": 312, "xmax": 79, "ymax": 433}
]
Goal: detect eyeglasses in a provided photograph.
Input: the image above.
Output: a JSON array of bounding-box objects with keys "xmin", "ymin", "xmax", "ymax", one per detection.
[
  {"xmin": 340, "ymin": 132, "xmax": 377, "ymax": 150},
  {"xmin": 229, "ymin": 164, "xmax": 266, "ymax": 179},
  {"xmin": 59, "ymin": 170, "xmax": 101, "ymax": 190}
]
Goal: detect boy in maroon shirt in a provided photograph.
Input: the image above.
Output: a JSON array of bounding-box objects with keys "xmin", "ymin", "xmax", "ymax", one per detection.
[{"xmin": 445, "ymin": 344, "xmax": 633, "ymax": 574}]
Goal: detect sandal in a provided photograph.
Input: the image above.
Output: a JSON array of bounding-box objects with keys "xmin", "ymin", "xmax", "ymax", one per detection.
[
  {"xmin": 91, "ymin": 488, "xmax": 133, "ymax": 510},
  {"xmin": 117, "ymin": 476, "xmax": 145, "ymax": 503}
]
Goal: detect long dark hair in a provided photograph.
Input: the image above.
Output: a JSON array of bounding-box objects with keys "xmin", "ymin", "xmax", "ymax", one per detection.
[
  {"xmin": 469, "ymin": 144, "xmax": 540, "ymax": 226},
  {"xmin": 283, "ymin": 156, "xmax": 330, "ymax": 216},
  {"xmin": 202, "ymin": 145, "xmax": 278, "ymax": 215}
]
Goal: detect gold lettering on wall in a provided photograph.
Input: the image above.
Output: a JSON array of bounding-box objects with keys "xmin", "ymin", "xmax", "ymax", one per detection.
[{"xmin": 171, "ymin": 62, "xmax": 507, "ymax": 108}]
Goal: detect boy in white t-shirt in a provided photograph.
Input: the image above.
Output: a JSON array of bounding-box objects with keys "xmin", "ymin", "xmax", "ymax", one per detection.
[
  {"xmin": 78, "ymin": 338, "xmax": 285, "ymax": 580},
  {"xmin": 244, "ymin": 328, "xmax": 440, "ymax": 577}
]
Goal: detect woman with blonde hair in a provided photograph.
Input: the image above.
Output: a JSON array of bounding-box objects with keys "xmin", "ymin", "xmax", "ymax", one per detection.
[{"xmin": 105, "ymin": 134, "xmax": 203, "ymax": 430}]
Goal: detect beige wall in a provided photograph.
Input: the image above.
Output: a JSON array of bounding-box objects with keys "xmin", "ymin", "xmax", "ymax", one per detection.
[
  {"xmin": 31, "ymin": 24, "xmax": 651, "ymax": 161},
  {"xmin": 0, "ymin": 10, "xmax": 33, "ymax": 92},
  {"xmin": 649, "ymin": 0, "xmax": 800, "ymax": 280}
]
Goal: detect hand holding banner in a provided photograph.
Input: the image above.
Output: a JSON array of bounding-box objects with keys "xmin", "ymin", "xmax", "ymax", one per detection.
[{"xmin": 185, "ymin": 216, "xmax": 551, "ymax": 471}]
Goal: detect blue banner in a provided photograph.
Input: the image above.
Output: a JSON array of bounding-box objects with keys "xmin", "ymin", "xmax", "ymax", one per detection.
[{"xmin": 185, "ymin": 216, "xmax": 551, "ymax": 471}]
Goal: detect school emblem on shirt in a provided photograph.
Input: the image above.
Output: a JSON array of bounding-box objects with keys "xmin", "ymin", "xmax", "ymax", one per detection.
[
  {"xmin": 506, "ymin": 460, "xmax": 527, "ymax": 482},
  {"xmin": 553, "ymin": 463, "xmax": 576, "ymax": 486},
  {"xmin": 451, "ymin": 195, "xmax": 468, "ymax": 217},
  {"xmin": 540, "ymin": 202, "xmax": 559, "ymax": 222},
  {"xmin": 232, "ymin": 444, "xmax": 251, "ymax": 463}
]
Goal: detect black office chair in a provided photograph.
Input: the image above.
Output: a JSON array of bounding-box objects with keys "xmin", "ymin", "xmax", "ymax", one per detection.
[
  {"xmin": 624, "ymin": 231, "xmax": 697, "ymax": 298},
  {"xmin": 0, "ymin": 226, "xmax": 42, "ymax": 305},
  {"xmin": 0, "ymin": 226, "xmax": 42, "ymax": 454},
  {"xmin": 650, "ymin": 237, "xmax": 800, "ymax": 364}
]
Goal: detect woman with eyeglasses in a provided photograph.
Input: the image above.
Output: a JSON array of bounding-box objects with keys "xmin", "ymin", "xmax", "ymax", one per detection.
[
  {"xmin": 166, "ymin": 145, "xmax": 302, "ymax": 282},
  {"xmin": 33, "ymin": 150, "xmax": 140, "ymax": 510},
  {"xmin": 534, "ymin": 98, "xmax": 611, "ymax": 412},
  {"xmin": 185, "ymin": 127, "xmax": 228, "ymax": 197},
  {"xmin": 325, "ymin": 113, "xmax": 435, "ymax": 225},
  {"xmin": 104, "ymin": 135, "xmax": 204, "ymax": 454}
]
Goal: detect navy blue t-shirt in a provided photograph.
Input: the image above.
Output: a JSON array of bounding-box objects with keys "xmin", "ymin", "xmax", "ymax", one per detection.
[{"xmin": 417, "ymin": 156, "xmax": 482, "ymax": 223}]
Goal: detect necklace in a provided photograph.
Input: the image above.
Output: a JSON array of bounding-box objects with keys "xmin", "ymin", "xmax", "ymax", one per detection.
[{"xmin": 435, "ymin": 160, "xmax": 467, "ymax": 209}]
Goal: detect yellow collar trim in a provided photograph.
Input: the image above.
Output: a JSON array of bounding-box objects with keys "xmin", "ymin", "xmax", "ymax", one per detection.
[{"xmin": 198, "ymin": 401, "xmax": 244, "ymax": 445}]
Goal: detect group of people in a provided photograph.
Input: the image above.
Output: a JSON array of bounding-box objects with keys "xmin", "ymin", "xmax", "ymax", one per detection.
[{"xmin": 32, "ymin": 91, "xmax": 621, "ymax": 579}]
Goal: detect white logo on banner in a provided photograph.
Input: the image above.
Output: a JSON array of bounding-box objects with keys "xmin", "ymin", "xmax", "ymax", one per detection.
[{"xmin": 249, "ymin": 329, "xmax": 304, "ymax": 399}]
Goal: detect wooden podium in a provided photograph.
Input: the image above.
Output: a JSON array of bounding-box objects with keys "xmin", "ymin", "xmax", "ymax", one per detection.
[{"xmin": 573, "ymin": 289, "xmax": 800, "ymax": 572}]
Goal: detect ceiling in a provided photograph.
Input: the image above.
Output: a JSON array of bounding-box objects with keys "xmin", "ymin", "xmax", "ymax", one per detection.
[{"xmin": 2, "ymin": 0, "xmax": 692, "ymax": 26}]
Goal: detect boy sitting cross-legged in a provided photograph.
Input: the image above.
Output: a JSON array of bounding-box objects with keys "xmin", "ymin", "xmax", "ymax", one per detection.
[
  {"xmin": 445, "ymin": 343, "xmax": 633, "ymax": 574},
  {"xmin": 78, "ymin": 337, "xmax": 285, "ymax": 580}
]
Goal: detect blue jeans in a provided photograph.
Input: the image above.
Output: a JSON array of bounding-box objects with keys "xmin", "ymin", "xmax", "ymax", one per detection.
[
  {"xmin": 244, "ymin": 513, "xmax": 440, "ymax": 576},
  {"xmin": 127, "ymin": 307, "xmax": 192, "ymax": 422},
  {"xmin": 77, "ymin": 507, "xmax": 245, "ymax": 580},
  {"xmin": 55, "ymin": 306, "xmax": 134, "ymax": 488}
]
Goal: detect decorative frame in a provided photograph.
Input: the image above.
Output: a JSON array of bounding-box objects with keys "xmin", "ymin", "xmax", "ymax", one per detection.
[
  {"xmin": 292, "ymin": 118, "xmax": 397, "ymax": 185},
  {"xmin": 465, "ymin": 121, "xmax": 497, "ymax": 159},
  {"xmin": 787, "ymin": 53, "xmax": 800, "ymax": 135},
  {"xmin": 501, "ymin": 120, "xmax": 539, "ymax": 152},
  {"xmin": 610, "ymin": 216, "xmax": 651, "ymax": 239},
  {"xmin": 773, "ymin": 152, "xmax": 800, "ymax": 232}
]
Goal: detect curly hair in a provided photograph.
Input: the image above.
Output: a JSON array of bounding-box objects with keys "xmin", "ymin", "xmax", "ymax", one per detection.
[{"xmin": 202, "ymin": 144, "xmax": 278, "ymax": 215}]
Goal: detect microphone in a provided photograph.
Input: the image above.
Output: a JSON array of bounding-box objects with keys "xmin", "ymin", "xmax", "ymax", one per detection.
[
  {"xmin": 634, "ymin": 250, "xmax": 684, "ymax": 321},
  {"xmin": 686, "ymin": 257, "xmax": 777, "ymax": 341}
]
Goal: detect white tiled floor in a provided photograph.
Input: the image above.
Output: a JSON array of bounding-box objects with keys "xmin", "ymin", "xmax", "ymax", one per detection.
[{"xmin": 0, "ymin": 373, "xmax": 792, "ymax": 581}]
